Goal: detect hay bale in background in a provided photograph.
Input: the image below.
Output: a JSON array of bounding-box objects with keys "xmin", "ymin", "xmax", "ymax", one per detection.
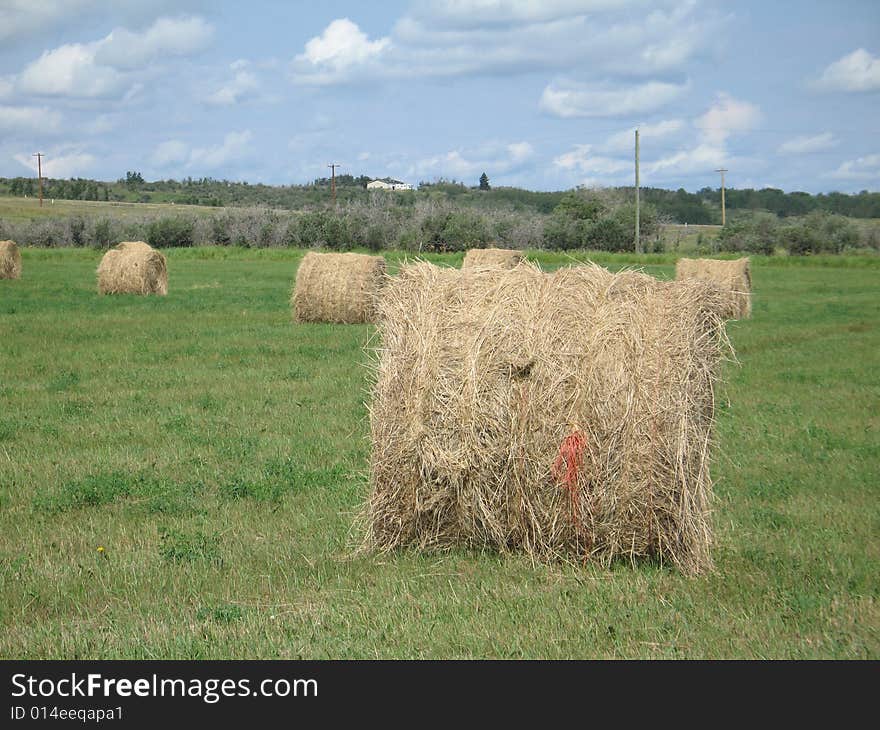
[
  {"xmin": 292, "ymin": 251, "xmax": 386, "ymax": 324},
  {"xmin": 363, "ymin": 261, "xmax": 731, "ymax": 574},
  {"xmin": 0, "ymin": 240, "xmax": 21, "ymax": 280},
  {"xmin": 462, "ymin": 247, "xmax": 524, "ymax": 269},
  {"xmin": 676, "ymin": 257, "xmax": 751, "ymax": 319},
  {"xmin": 97, "ymin": 241, "xmax": 168, "ymax": 295}
]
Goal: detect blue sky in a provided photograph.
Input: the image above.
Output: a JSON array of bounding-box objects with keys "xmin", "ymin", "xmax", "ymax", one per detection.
[{"xmin": 1, "ymin": 0, "xmax": 878, "ymax": 192}]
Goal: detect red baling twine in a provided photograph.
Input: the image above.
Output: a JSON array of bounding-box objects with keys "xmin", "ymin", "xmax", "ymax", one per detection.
[{"xmin": 551, "ymin": 429, "xmax": 588, "ymax": 528}]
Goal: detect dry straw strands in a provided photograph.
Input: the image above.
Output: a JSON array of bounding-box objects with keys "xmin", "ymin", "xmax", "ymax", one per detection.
[
  {"xmin": 676, "ymin": 257, "xmax": 752, "ymax": 319},
  {"xmin": 292, "ymin": 251, "xmax": 387, "ymax": 324},
  {"xmin": 462, "ymin": 247, "xmax": 524, "ymax": 269},
  {"xmin": 97, "ymin": 241, "xmax": 168, "ymax": 295},
  {"xmin": 0, "ymin": 240, "xmax": 21, "ymax": 280},
  {"xmin": 363, "ymin": 261, "xmax": 731, "ymax": 574}
]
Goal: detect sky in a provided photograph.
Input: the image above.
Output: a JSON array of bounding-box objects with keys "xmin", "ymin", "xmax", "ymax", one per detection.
[{"xmin": 0, "ymin": 0, "xmax": 878, "ymax": 193}]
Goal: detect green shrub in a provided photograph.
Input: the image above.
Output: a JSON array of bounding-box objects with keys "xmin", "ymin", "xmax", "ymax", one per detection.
[
  {"xmin": 542, "ymin": 213, "xmax": 578, "ymax": 250},
  {"xmin": 92, "ymin": 219, "xmax": 115, "ymax": 249},
  {"xmin": 441, "ymin": 211, "xmax": 490, "ymax": 251},
  {"xmin": 209, "ymin": 216, "xmax": 232, "ymax": 246},
  {"xmin": 584, "ymin": 217, "xmax": 631, "ymax": 252},
  {"xmin": 553, "ymin": 191, "xmax": 606, "ymax": 221},
  {"xmin": 146, "ymin": 217, "xmax": 195, "ymax": 248}
]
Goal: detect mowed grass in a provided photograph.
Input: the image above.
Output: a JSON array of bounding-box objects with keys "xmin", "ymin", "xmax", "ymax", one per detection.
[{"xmin": 0, "ymin": 247, "xmax": 877, "ymax": 659}]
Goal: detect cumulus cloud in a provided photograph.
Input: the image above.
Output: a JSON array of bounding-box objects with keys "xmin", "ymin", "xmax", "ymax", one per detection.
[
  {"xmin": 648, "ymin": 93, "xmax": 761, "ymax": 176},
  {"xmin": 0, "ymin": 1, "xmax": 207, "ymax": 43},
  {"xmin": 0, "ymin": 105, "xmax": 63, "ymax": 135},
  {"xmin": 152, "ymin": 140, "xmax": 190, "ymax": 167},
  {"xmin": 206, "ymin": 69, "xmax": 261, "ymax": 106},
  {"xmin": 19, "ymin": 43, "xmax": 127, "ymax": 98},
  {"xmin": 552, "ymin": 93, "xmax": 761, "ymax": 186},
  {"xmin": 603, "ymin": 119, "xmax": 683, "ymax": 152},
  {"xmin": 777, "ymin": 132, "xmax": 838, "ymax": 155},
  {"xmin": 14, "ymin": 149, "xmax": 96, "ymax": 178},
  {"xmin": 553, "ymin": 144, "xmax": 629, "ymax": 177},
  {"xmin": 292, "ymin": 18, "xmax": 390, "ymax": 84},
  {"xmin": 813, "ymin": 49, "xmax": 880, "ymax": 92},
  {"xmin": 539, "ymin": 80, "xmax": 688, "ymax": 118},
  {"xmin": 408, "ymin": 140, "xmax": 535, "ymax": 180},
  {"xmin": 152, "ymin": 131, "xmax": 254, "ymax": 171},
  {"xmin": 291, "ymin": 2, "xmax": 719, "ymax": 84},
  {"xmin": 410, "ymin": 0, "xmax": 634, "ymax": 28},
  {"xmin": 16, "ymin": 16, "xmax": 213, "ymax": 99},
  {"xmin": 94, "ymin": 16, "xmax": 213, "ymax": 70},
  {"xmin": 0, "ymin": 0, "xmax": 97, "ymax": 42},
  {"xmin": 828, "ymin": 153, "xmax": 880, "ymax": 181},
  {"xmin": 693, "ymin": 92, "xmax": 761, "ymax": 145}
]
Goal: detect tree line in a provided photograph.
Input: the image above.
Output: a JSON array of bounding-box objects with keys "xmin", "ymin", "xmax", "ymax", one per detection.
[{"xmin": 1, "ymin": 174, "xmax": 878, "ymax": 221}]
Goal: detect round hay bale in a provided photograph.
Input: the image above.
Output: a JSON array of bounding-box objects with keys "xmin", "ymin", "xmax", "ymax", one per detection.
[
  {"xmin": 292, "ymin": 251, "xmax": 387, "ymax": 324},
  {"xmin": 362, "ymin": 261, "xmax": 732, "ymax": 574},
  {"xmin": 97, "ymin": 241, "xmax": 168, "ymax": 295},
  {"xmin": 676, "ymin": 257, "xmax": 751, "ymax": 319},
  {"xmin": 462, "ymin": 247, "xmax": 524, "ymax": 269},
  {"xmin": 0, "ymin": 240, "xmax": 21, "ymax": 280}
]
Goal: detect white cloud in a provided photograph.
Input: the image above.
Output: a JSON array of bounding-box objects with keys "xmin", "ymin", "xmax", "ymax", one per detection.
[
  {"xmin": 409, "ymin": 140, "xmax": 535, "ymax": 180},
  {"xmin": 0, "ymin": 1, "xmax": 207, "ymax": 43},
  {"xmin": 84, "ymin": 114, "xmax": 118, "ymax": 135},
  {"xmin": 647, "ymin": 93, "xmax": 761, "ymax": 177},
  {"xmin": 0, "ymin": 0, "xmax": 95, "ymax": 42},
  {"xmin": 813, "ymin": 49, "xmax": 880, "ymax": 93},
  {"xmin": 507, "ymin": 141, "xmax": 535, "ymax": 162},
  {"xmin": 206, "ymin": 69, "xmax": 261, "ymax": 106},
  {"xmin": 411, "ymin": 0, "xmax": 635, "ymax": 28},
  {"xmin": 694, "ymin": 92, "xmax": 761, "ymax": 145},
  {"xmin": 539, "ymin": 80, "xmax": 688, "ymax": 118},
  {"xmin": 152, "ymin": 140, "xmax": 190, "ymax": 167},
  {"xmin": 19, "ymin": 43, "xmax": 127, "ymax": 98},
  {"xmin": 553, "ymin": 144, "xmax": 630, "ymax": 177},
  {"xmin": 94, "ymin": 16, "xmax": 213, "ymax": 70},
  {"xmin": 603, "ymin": 119, "xmax": 683, "ymax": 152},
  {"xmin": 292, "ymin": 18, "xmax": 391, "ymax": 84},
  {"xmin": 777, "ymin": 132, "xmax": 838, "ymax": 155},
  {"xmin": 14, "ymin": 149, "xmax": 96, "ymax": 178},
  {"xmin": 647, "ymin": 142, "xmax": 726, "ymax": 175},
  {"xmin": 828, "ymin": 153, "xmax": 880, "ymax": 181},
  {"xmin": 152, "ymin": 131, "xmax": 255, "ymax": 172},
  {"xmin": 0, "ymin": 105, "xmax": 63, "ymax": 135},
  {"xmin": 15, "ymin": 16, "xmax": 213, "ymax": 99},
  {"xmin": 292, "ymin": 2, "xmax": 719, "ymax": 85}
]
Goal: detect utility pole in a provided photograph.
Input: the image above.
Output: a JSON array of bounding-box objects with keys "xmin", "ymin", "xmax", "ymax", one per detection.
[
  {"xmin": 327, "ymin": 163, "xmax": 339, "ymax": 206},
  {"xmin": 634, "ymin": 129, "xmax": 641, "ymax": 254},
  {"xmin": 715, "ymin": 167, "xmax": 728, "ymax": 226},
  {"xmin": 33, "ymin": 152, "xmax": 44, "ymax": 207}
]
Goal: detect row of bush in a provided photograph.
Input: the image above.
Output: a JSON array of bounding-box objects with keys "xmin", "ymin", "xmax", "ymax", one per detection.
[
  {"xmin": 715, "ymin": 211, "xmax": 869, "ymax": 255},
  {"xmin": 1, "ymin": 195, "xmax": 876, "ymax": 255}
]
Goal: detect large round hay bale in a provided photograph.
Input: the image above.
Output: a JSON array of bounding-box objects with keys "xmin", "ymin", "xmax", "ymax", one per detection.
[
  {"xmin": 0, "ymin": 240, "xmax": 21, "ymax": 280},
  {"xmin": 292, "ymin": 251, "xmax": 386, "ymax": 324},
  {"xmin": 675, "ymin": 257, "xmax": 751, "ymax": 319},
  {"xmin": 462, "ymin": 247, "xmax": 524, "ymax": 269},
  {"xmin": 97, "ymin": 241, "xmax": 168, "ymax": 295},
  {"xmin": 362, "ymin": 261, "xmax": 731, "ymax": 574}
]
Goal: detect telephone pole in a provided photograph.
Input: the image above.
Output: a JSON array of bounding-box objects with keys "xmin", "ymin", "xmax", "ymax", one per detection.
[
  {"xmin": 33, "ymin": 152, "xmax": 44, "ymax": 207},
  {"xmin": 634, "ymin": 129, "xmax": 641, "ymax": 254},
  {"xmin": 715, "ymin": 168, "xmax": 728, "ymax": 226},
  {"xmin": 327, "ymin": 163, "xmax": 340, "ymax": 206}
]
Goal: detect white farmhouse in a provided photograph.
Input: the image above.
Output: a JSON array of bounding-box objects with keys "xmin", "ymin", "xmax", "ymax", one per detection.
[{"xmin": 367, "ymin": 178, "xmax": 413, "ymax": 191}]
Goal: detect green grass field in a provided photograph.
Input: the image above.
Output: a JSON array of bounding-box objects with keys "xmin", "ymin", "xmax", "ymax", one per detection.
[{"xmin": 1, "ymin": 247, "xmax": 877, "ymax": 658}]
